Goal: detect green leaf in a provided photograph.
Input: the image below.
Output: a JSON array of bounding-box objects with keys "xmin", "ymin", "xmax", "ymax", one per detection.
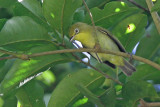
[
  {"xmin": 85, "ymin": 0, "xmax": 109, "ymax": 9},
  {"xmin": 127, "ymin": 64, "xmax": 160, "ymax": 82},
  {"xmin": 0, "ymin": 59, "xmax": 15, "ymax": 82},
  {"xmin": 0, "ymin": 0, "xmax": 17, "ymax": 7},
  {"xmin": 16, "ymin": 80, "xmax": 45, "ymax": 107},
  {"xmin": 84, "ymin": 1, "xmax": 140, "ymax": 28},
  {"xmin": 43, "ymin": 0, "xmax": 82, "ymax": 34},
  {"xmin": 0, "ymin": 19, "xmax": 7, "ymax": 31},
  {"xmin": 151, "ymin": 0, "xmax": 160, "ymax": 12},
  {"xmin": 136, "ymin": 23, "xmax": 160, "ymax": 59},
  {"xmin": 122, "ymin": 80, "xmax": 158, "ymax": 106},
  {"xmin": 13, "ymin": 0, "xmax": 52, "ymax": 31},
  {"xmin": 76, "ymin": 83, "xmax": 104, "ymax": 107},
  {"xmin": 112, "ymin": 14, "xmax": 147, "ymax": 52},
  {"xmin": 48, "ymin": 69, "xmax": 105, "ymax": 107},
  {"xmin": 0, "ymin": 16, "xmax": 52, "ymax": 51},
  {"xmin": 99, "ymin": 87, "xmax": 116, "ymax": 107},
  {"xmin": 0, "ymin": 44, "xmax": 72, "ymax": 98},
  {"xmin": 2, "ymin": 96, "xmax": 17, "ymax": 107}
]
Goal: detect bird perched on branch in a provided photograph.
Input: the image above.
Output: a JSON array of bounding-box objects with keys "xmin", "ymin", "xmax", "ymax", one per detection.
[{"xmin": 69, "ymin": 22, "xmax": 136, "ymax": 76}]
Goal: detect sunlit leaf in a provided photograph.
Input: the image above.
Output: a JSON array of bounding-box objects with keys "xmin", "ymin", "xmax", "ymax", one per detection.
[
  {"xmin": 112, "ymin": 14, "xmax": 147, "ymax": 52},
  {"xmin": 84, "ymin": 1, "xmax": 140, "ymax": 29},
  {"xmin": 0, "ymin": 44, "xmax": 73, "ymax": 98},
  {"xmin": 48, "ymin": 69, "xmax": 105, "ymax": 107}
]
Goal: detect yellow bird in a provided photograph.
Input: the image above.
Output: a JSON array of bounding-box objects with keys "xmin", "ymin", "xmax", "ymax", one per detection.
[{"xmin": 69, "ymin": 22, "xmax": 136, "ymax": 76}]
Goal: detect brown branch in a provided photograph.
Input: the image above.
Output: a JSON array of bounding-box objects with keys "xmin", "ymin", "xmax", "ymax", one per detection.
[
  {"xmin": 1, "ymin": 48, "xmax": 160, "ymax": 71},
  {"xmin": 140, "ymin": 99, "xmax": 160, "ymax": 107},
  {"xmin": 71, "ymin": 53, "xmax": 123, "ymax": 85},
  {"xmin": 146, "ymin": 0, "xmax": 160, "ymax": 34},
  {"xmin": 82, "ymin": 0, "xmax": 99, "ymax": 44},
  {"xmin": 126, "ymin": 0, "xmax": 149, "ymax": 12}
]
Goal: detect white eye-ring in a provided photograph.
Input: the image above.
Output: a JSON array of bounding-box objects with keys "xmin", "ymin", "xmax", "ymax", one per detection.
[{"xmin": 74, "ymin": 28, "xmax": 79, "ymax": 34}]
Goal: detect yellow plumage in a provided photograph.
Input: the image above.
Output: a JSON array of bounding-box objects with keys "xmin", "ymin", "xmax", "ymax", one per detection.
[{"xmin": 69, "ymin": 22, "xmax": 136, "ymax": 76}]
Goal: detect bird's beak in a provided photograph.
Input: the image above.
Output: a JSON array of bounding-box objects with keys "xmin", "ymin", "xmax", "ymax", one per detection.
[{"xmin": 70, "ymin": 34, "xmax": 76, "ymax": 42}]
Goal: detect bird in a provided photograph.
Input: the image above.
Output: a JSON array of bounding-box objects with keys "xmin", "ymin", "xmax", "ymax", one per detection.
[{"xmin": 69, "ymin": 22, "xmax": 136, "ymax": 76}]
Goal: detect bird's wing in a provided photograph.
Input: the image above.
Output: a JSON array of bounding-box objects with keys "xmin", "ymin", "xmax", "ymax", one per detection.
[{"xmin": 97, "ymin": 27, "xmax": 126, "ymax": 53}]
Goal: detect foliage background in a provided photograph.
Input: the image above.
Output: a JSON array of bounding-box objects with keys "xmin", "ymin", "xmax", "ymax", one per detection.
[{"xmin": 0, "ymin": 0, "xmax": 160, "ymax": 107}]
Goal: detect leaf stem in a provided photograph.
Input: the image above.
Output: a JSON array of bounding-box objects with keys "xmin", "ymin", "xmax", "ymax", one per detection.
[{"xmin": 146, "ymin": 0, "xmax": 160, "ymax": 34}]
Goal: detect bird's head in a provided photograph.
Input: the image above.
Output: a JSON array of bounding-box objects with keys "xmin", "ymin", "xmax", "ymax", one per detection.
[{"xmin": 69, "ymin": 22, "xmax": 90, "ymax": 42}]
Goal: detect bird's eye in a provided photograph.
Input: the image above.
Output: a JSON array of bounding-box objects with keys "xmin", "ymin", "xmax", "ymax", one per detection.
[{"xmin": 74, "ymin": 28, "xmax": 79, "ymax": 34}]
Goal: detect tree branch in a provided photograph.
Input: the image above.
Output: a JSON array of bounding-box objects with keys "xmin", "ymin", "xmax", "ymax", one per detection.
[
  {"xmin": 1, "ymin": 48, "xmax": 160, "ymax": 71},
  {"xmin": 71, "ymin": 53, "xmax": 123, "ymax": 85},
  {"xmin": 146, "ymin": 0, "xmax": 160, "ymax": 34},
  {"xmin": 140, "ymin": 99, "xmax": 160, "ymax": 107}
]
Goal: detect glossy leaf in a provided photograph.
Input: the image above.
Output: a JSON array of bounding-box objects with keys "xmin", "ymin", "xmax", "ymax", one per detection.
[
  {"xmin": 16, "ymin": 80, "xmax": 45, "ymax": 107},
  {"xmin": 48, "ymin": 69, "xmax": 105, "ymax": 107},
  {"xmin": 0, "ymin": 16, "xmax": 52, "ymax": 51},
  {"xmin": 43, "ymin": 0, "xmax": 82, "ymax": 34},
  {"xmin": 112, "ymin": 14, "xmax": 147, "ymax": 52},
  {"xmin": 84, "ymin": 1, "xmax": 140, "ymax": 29},
  {"xmin": 122, "ymin": 80, "xmax": 158, "ymax": 106},
  {"xmin": 0, "ymin": 44, "xmax": 73, "ymax": 98},
  {"xmin": 136, "ymin": 23, "xmax": 160, "ymax": 59}
]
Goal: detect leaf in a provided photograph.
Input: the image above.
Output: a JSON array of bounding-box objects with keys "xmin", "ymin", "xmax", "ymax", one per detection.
[
  {"xmin": 0, "ymin": 16, "xmax": 52, "ymax": 51},
  {"xmin": 43, "ymin": 0, "xmax": 82, "ymax": 34},
  {"xmin": 0, "ymin": 0, "xmax": 17, "ymax": 7},
  {"xmin": 48, "ymin": 69, "xmax": 105, "ymax": 107},
  {"xmin": 85, "ymin": 0, "xmax": 109, "ymax": 9},
  {"xmin": 2, "ymin": 96, "xmax": 17, "ymax": 107},
  {"xmin": 16, "ymin": 80, "xmax": 45, "ymax": 107},
  {"xmin": 127, "ymin": 64, "xmax": 160, "ymax": 82},
  {"xmin": 151, "ymin": 0, "xmax": 160, "ymax": 12},
  {"xmin": 99, "ymin": 87, "xmax": 116, "ymax": 107},
  {"xmin": 122, "ymin": 80, "xmax": 158, "ymax": 106},
  {"xmin": 13, "ymin": 1, "xmax": 52, "ymax": 31},
  {"xmin": 112, "ymin": 14, "xmax": 147, "ymax": 52},
  {"xmin": 0, "ymin": 44, "xmax": 73, "ymax": 98},
  {"xmin": 84, "ymin": 1, "xmax": 140, "ymax": 29},
  {"xmin": 0, "ymin": 19, "xmax": 7, "ymax": 31},
  {"xmin": 0, "ymin": 59, "xmax": 15, "ymax": 82},
  {"xmin": 136, "ymin": 23, "xmax": 160, "ymax": 59},
  {"xmin": 76, "ymin": 83, "xmax": 104, "ymax": 107}
]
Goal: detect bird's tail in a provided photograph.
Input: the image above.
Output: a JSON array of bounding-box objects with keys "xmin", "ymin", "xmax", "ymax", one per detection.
[{"xmin": 118, "ymin": 59, "xmax": 136, "ymax": 76}]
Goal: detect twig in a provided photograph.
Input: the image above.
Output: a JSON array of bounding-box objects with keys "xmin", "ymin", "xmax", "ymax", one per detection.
[
  {"xmin": 139, "ymin": 99, "xmax": 160, "ymax": 107},
  {"xmin": 146, "ymin": 0, "xmax": 160, "ymax": 34},
  {"xmin": 82, "ymin": 0, "xmax": 99, "ymax": 43},
  {"xmin": 126, "ymin": 0, "xmax": 149, "ymax": 12},
  {"xmin": 1, "ymin": 48, "xmax": 160, "ymax": 71},
  {"xmin": 71, "ymin": 53, "xmax": 123, "ymax": 85}
]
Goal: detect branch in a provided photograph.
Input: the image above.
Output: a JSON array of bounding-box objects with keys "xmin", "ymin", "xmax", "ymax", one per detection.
[
  {"xmin": 82, "ymin": 0, "xmax": 99, "ymax": 44},
  {"xmin": 71, "ymin": 53, "xmax": 123, "ymax": 85},
  {"xmin": 146, "ymin": 0, "xmax": 160, "ymax": 34},
  {"xmin": 126, "ymin": 0, "xmax": 149, "ymax": 12},
  {"xmin": 1, "ymin": 48, "xmax": 160, "ymax": 71},
  {"xmin": 140, "ymin": 99, "xmax": 160, "ymax": 107}
]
